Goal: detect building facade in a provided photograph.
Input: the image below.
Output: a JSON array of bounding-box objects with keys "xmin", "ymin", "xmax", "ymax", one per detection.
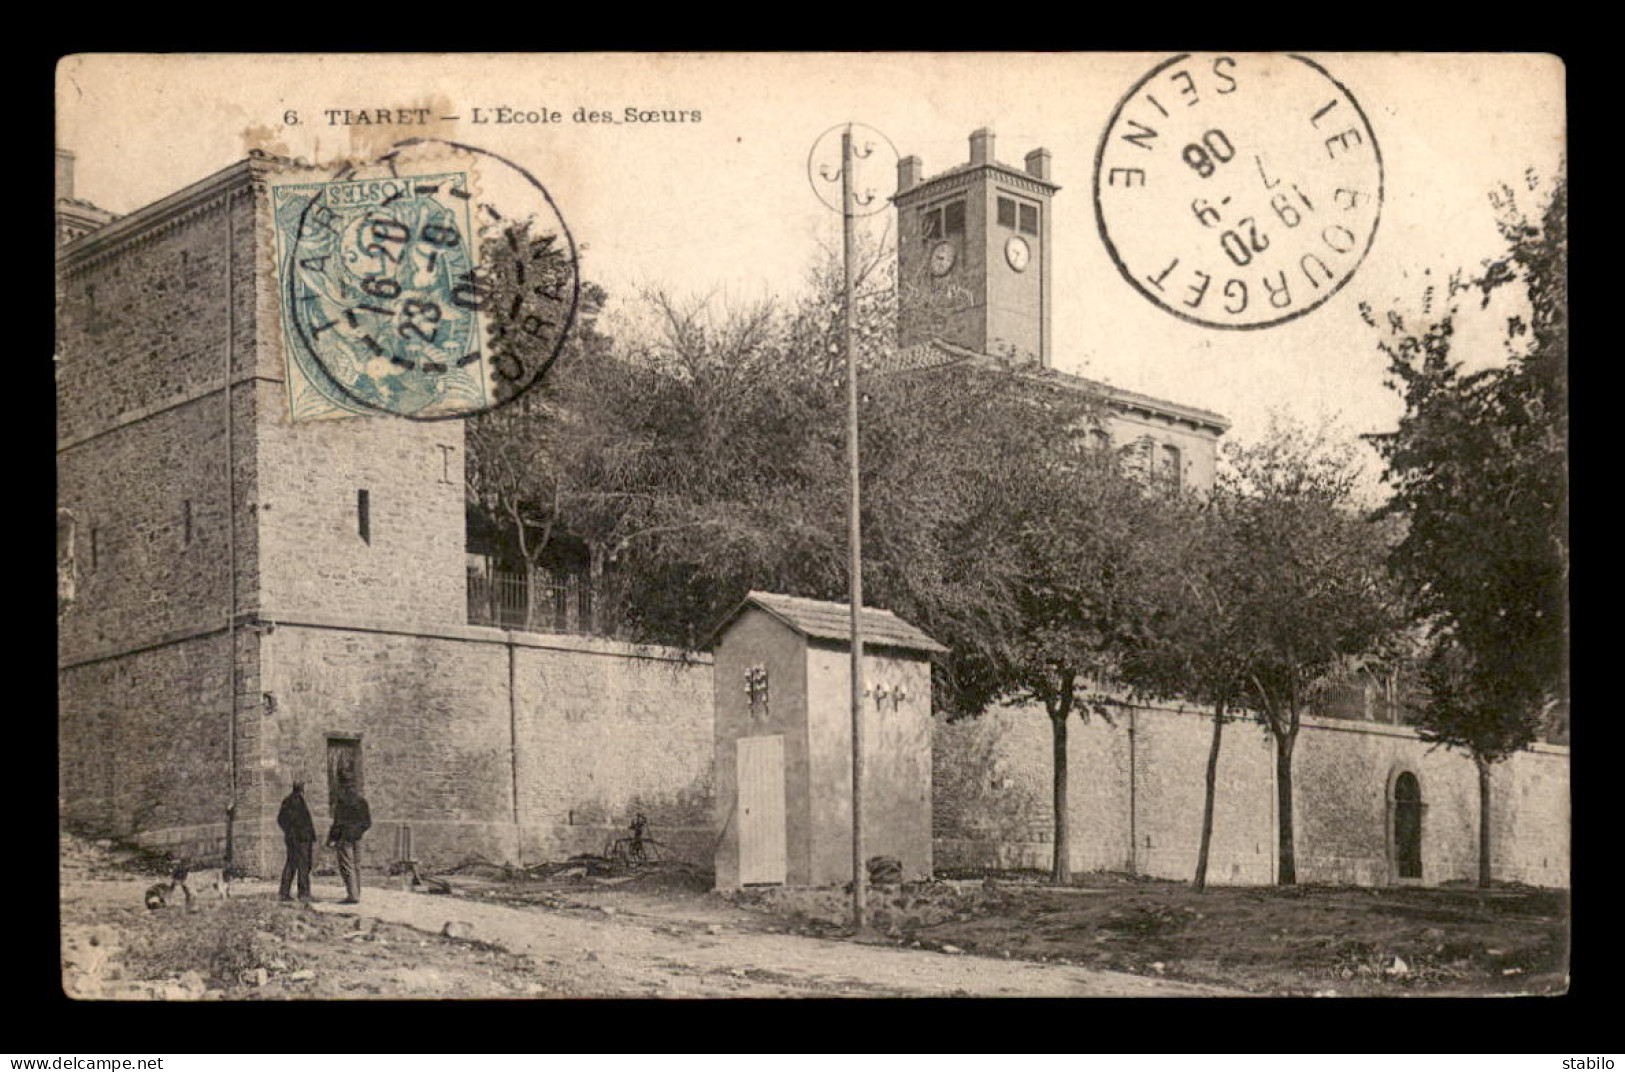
[
  {"xmin": 57, "ymin": 139, "xmax": 1567, "ymax": 889},
  {"xmin": 711, "ymin": 592, "xmax": 944, "ymax": 888},
  {"xmin": 56, "ymin": 154, "xmax": 714, "ymax": 875},
  {"xmin": 893, "ymin": 130, "xmax": 1229, "ymax": 494}
]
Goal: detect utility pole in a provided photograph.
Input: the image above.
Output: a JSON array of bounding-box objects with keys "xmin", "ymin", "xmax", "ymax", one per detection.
[
  {"xmin": 840, "ymin": 127, "xmax": 868, "ymax": 931},
  {"xmin": 808, "ymin": 122, "xmax": 895, "ymax": 932}
]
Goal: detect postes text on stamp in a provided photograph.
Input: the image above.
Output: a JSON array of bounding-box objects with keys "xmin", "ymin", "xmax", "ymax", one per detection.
[
  {"xmin": 1094, "ymin": 53, "xmax": 1383, "ymax": 331},
  {"xmin": 270, "ymin": 139, "xmax": 578, "ymax": 421}
]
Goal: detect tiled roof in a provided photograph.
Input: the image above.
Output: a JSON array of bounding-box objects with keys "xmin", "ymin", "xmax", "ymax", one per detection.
[
  {"xmin": 882, "ymin": 339, "xmax": 1231, "ymax": 433},
  {"xmin": 717, "ymin": 590, "xmax": 948, "ymax": 655}
]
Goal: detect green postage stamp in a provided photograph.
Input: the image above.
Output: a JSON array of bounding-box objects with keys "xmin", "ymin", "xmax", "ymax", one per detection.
[{"xmin": 268, "ymin": 140, "xmax": 578, "ymax": 422}]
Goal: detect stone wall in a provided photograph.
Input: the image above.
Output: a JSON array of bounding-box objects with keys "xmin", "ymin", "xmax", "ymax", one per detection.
[
  {"xmin": 57, "ymin": 185, "xmax": 261, "ymax": 663},
  {"xmin": 57, "ymin": 177, "xmax": 263, "ymax": 867},
  {"xmin": 58, "ymin": 634, "xmax": 234, "ymax": 863},
  {"xmin": 933, "ymin": 700, "xmax": 1570, "ymax": 888},
  {"xmin": 56, "ymin": 185, "xmax": 257, "ymax": 449},
  {"xmin": 243, "ymin": 161, "xmax": 470, "ymax": 633},
  {"xmin": 243, "ymin": 618, "xmax": 714, "ymax": 876},
  {"xmin": 1131, "ymin": 706, "xmax": 1275, "ymax": 885},
  {"xmin": 512, "ymin": 634, "xmax": 715, "ymax": 864},
  {"xmin": 252, "ymin": 381, "xmax": 467, "ymax": 630}
]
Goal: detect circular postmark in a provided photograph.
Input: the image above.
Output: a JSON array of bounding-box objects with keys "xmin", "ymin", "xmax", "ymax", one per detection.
[
  {"xmin": 270, "ymin": 138, "xmax": 579, "ymax": 420},
  {"xmin": 1094, "ymin": 53, "xmax": 1383, "ymax": 330}
]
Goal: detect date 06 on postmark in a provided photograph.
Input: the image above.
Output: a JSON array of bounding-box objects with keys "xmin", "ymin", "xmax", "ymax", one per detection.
[{"xmin": 1094, "ymin": 53, "xmax": 1383, "ymax": 331}]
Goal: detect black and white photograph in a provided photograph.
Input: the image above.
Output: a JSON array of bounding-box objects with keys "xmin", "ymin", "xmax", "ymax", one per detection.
[{"xmin": 54, "ymin": 52, "xmax": 1568, "ymax": 1001}]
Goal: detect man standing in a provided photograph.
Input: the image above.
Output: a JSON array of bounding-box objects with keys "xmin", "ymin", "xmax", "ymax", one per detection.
[
  {"xmin": 277, "ymin": 779, "xmax": 317, "ymax": 902},
  {"xmin": 327, "ymin": 778, "xmax": 372, "ymax": 905}
]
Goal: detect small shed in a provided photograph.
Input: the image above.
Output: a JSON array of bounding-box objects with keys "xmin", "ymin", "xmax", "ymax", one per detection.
[{"xmin": 710, "ymin": 590, "xmax": 947, "ymax": 889}]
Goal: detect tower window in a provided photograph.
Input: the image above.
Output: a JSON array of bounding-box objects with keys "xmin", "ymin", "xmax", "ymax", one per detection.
[
  {"xmin": 182, "ymin": 499, "xmax": 192, "ymax": 546},
  {"xmin": 1160, "ymin": 444, "xmax": 1183, "ymax": 492},
  {"xmin": 357, "ymin": 489, "xmax": 371, "ymax": 544},
  {"xmin": 998, "ymin": 197, "xmax": 1016, "ymax": 228},
  {"xmin": 1019, "ymin": 203, "xmax": 1039, "ymax": 235},
  {"xmin": 90, "ymin": 527, "xmax": 99, "ymax": 571},
  {"xmin": 921, "ymin": 199, "xmax": 967, "ymax": 242}
]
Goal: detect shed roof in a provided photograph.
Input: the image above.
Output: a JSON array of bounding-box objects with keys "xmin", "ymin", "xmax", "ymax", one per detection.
[{"xmin": 713, "ymin": 590, "xmax": 948, "ymax": 655}]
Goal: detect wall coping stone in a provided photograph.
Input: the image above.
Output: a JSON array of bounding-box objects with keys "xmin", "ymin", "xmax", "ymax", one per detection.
[
  {"xmin": 259, "ymin": 609, "xmax": 711, "ymax": 665},
  {"xmin": 939, "ymin": 697, "xmax": 1570, "ymax": 758}
]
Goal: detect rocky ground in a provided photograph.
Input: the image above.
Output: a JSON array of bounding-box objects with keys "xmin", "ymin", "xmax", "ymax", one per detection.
[
  {"xmin": 735, "ymin": 870, "xmax": 1570, "ymax": 997},
  {"xmin": 59, "ymin": 835, "xmax": 1566, "ymax": 999}
]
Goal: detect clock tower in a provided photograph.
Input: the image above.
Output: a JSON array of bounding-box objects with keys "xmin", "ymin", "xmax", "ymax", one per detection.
[{"xmin": 894, "ymin": 128, "xmax": 1057, "ymax": 366}]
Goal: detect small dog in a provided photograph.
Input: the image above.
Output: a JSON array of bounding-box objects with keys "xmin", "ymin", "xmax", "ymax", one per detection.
[{"xmin": 144, "ymin": 865, "xmax": 232, "ymax": 911}]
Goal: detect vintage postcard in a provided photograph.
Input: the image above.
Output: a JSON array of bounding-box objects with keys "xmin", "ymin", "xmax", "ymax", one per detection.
[{"xmin": 56, "ymin": 52, "xmax": 1567, "ymax": 1000}]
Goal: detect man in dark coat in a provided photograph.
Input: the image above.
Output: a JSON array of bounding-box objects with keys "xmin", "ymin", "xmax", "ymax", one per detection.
[
  {"xmin": 277, "ymin": 780, "xmax": 316, "ymax": 902},
  {"xmin": 327, "ymin": 779, "xmax": 372, "ymax": 904}
]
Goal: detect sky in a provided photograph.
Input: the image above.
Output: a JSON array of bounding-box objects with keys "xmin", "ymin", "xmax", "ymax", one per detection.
[{"xmin": 56, "ymin": 52, "xmax": 1566, "ymax": 476}]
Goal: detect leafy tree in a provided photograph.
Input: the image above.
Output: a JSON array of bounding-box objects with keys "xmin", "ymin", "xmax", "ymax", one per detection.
[
  {"xmin": 1365, "ymin": 173, "xmax": 1567, "ymax": 886},
  {"xmin": 470, "ymin": 233, "xmax": 1170, "ymax": 885},
  {"xmin": 1121, "ymin": 488, "xmax": 1252, "ymax": 892},
  {"xmin": 464, "ymin": 277, "xmax": 614, "ymax": 627},
  {"xmin": 1223, "ymin": 419, "xmax": 1402, "ymax": 885},
  {"xmin": 996, "ymin": 442, "xmax": 1168, "ymax": 884}
]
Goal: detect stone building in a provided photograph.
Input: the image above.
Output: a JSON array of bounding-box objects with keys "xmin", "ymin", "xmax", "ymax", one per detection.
[
  {"xmin": 56, "ymin": 153, "xmax": 713, "ymax": 876},
  {"xmin": 895, "ymin": 131, "xmax": 1567, "ymax": 887},
  {"xmin": 711, "ymin": 592, "xmax": 945, "ymax": 888},
  {"xmin": 892, "ymin": 129, "xmax": 1228, "ymax": 493},
  {"xmin": 57, "ymin": 132, "xmax": 1567, "ymax": 889}
]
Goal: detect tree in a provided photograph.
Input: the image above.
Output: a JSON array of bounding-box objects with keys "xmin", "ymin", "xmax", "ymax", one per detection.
[
  {"xmin": 1008, "ymin": 447, "xmax": 1169, "ymax": 884},
  {"xmin": 849, "ymin": 358, "xmax": 1175, "ymax": 888},
  {"xmin": 1365, "ymin": 173, "xmax": 1567, "ymax": 886},
  {"xmin": 467, "ymin": 235, "xmax": 895, "ymax": 642},
  {"xmin": 1223, "ymin": 419, "xmax": 1402, "ymax": 885},
  {"xmin": 471, "ymin": 237, "xmax": 1165, "ymax": 886},
  {"xmin": 465, "ymin": 278, "xmax": 612, "ymax": 627},
  {"xmin": 1415, "ymin": 635, "xmax": 1546, "ymax": 887},
  {"xmin": 1121, "ymin": 488, "xmax": 1253, "ymax": 892}
]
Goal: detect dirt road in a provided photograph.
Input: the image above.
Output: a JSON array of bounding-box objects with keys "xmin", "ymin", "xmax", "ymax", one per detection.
[
  {"xmin": 62, "ymin": 873, "xmax": 1236, "ymax": 999},
  {"xmin": 310, "ymin": 877, "xmax": 1235, "ymax": 997}
]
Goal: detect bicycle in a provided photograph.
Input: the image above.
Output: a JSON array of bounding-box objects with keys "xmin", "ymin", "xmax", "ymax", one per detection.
[{"xmin": 605, "ymin": 812, "xmax": 670, "ymax": 868}]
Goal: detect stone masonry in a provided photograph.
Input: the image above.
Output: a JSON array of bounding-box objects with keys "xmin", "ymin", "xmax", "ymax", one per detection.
[
  {"xmin": 931, "ymin": 701, "xmax": 1569, "ymax": 887},
  {"xmin": 58, "ymin": 156, "xmax": 714, "ymax": 877},
  {"xmin": 57, "ymin": 153, "xmax": 1568, "ymax": 889}
]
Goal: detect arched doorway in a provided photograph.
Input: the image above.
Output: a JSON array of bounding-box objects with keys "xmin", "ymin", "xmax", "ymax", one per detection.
[{"xmin": 1391, "ymin": 771, "xmax": 1423, "ymax": 880}]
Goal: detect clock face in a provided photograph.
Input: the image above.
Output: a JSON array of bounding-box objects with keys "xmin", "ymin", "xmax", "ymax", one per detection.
[
  {"xmin": 1005, "ymin": 235, "xmax": 1031, "ymax": 272},
  {"xmin": 929, "ymin": 240, "xmax": 957, "ymax": 277}
]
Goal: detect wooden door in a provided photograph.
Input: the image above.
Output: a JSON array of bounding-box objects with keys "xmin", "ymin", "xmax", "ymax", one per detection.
[{"xmin": 737, "ymin": 735, "xmax": 786, "ymax": 886}]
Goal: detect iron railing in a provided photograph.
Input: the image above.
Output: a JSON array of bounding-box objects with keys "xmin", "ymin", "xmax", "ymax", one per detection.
[{"xmin": 467, "ymin": 566, "xmax": 596, "ymax": 635}]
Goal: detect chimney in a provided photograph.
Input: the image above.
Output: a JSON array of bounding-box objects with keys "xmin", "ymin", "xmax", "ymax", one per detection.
[
  {"xmin": 897, "ymin": 155, "xmax": 923, "ymax": 194},
  {"xmin": 1024, "ymin": 148, "xmax": 1052, "ymax": 182},
  {"xmin": 56, "ymin": 149, "xmax": 75, "ymax": 202},
  {"xmin": 969, "ymin": 128, "xmax": 995, "ymax": 167}
]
